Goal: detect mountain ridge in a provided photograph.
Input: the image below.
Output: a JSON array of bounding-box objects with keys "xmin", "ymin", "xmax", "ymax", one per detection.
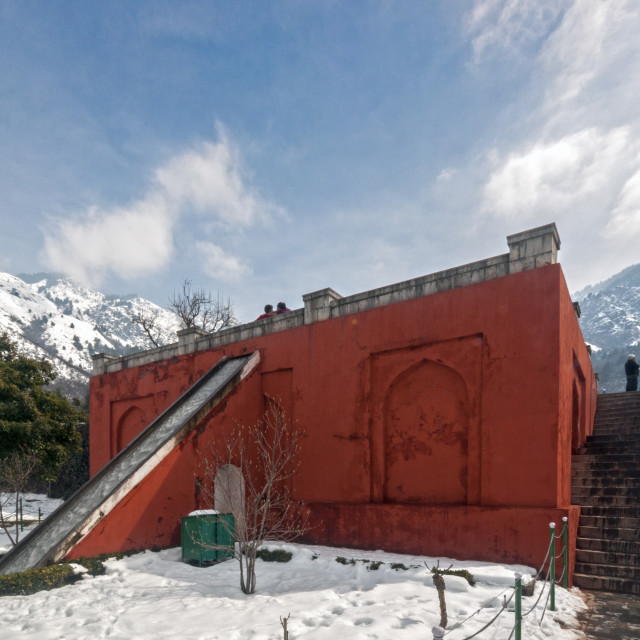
[{"xmin": 0, "ymin": 272, "xmax": 180, "ymax": 398}]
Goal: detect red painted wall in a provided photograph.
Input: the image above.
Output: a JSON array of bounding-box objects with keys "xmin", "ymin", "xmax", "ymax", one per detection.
[{"xmin": 81, "ymin": 264, "xmax": 595, "ymax": 581}]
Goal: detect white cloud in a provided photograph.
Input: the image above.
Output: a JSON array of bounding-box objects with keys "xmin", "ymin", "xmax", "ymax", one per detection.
[
  {"xmin": 155, "ymin": 133, "xmax": 273, "ymax": 227},
  {"xmin": 605, "ymin": 164, "xmax": 640, "ymax": 240},
  {"xmin": 436, "ymin": 168, "xmax": 455, "ymax": 183},
  {"xmin": 465, "ymin": 0, "xmax": 568, "ymax": 64},
  {"xmin": 196, "ymin": 241, "xmax": 252, "ymax": 283},
  {"xmin": 482, "ymin": 127, "xmax": 631, "ymax": 220},
  {"xmin": 539, "ymin": 1, "xmax": 639, "ymax": 114},
  {"xmin": 42, "ymin": 196, "xmax": 174, "ymax": 284},
  {"xmin": 41, "ymin": 130, "xmax": 277, "ymax": 286}
]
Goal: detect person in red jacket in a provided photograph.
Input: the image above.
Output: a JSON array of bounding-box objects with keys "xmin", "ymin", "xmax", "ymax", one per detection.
[
  {"xmin": 276, "ymin": 302, "xmax": 291, "ymax": 314},
  {"xmin": 256, "ymin": 304, "xmax": 275, "ymax": 320}
]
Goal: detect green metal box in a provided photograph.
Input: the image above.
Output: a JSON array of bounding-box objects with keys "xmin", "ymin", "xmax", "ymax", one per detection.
[{"xmin": 181, "ymin": 512, "xmax": 235, "ymax": 566}]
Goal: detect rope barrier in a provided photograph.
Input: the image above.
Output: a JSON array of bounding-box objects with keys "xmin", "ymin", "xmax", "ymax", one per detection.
[
  {"xmin": 431, "ymin": 518, "xmax": 570, "ymax": 639},
  {"xmin": 555, "ymin": 563, "xmax": 567, "ymax": 585},
  {"xmin": 522, "ymin": 566, "xmax": 550, "ymax": 618},
  {"xmin": 444, "ymin": 591, "xmax": 514, "ymax": 640},
  {"xmin": 539, "ymin": 578, "xmax": 553, "ymax": 625},
  {"xmin": 533, "ymin": 541, "xmax": 552, "ymax": 580},
  {"xmin": 444, "ymin": 586, "xmax": 514, "ymax": 634}
]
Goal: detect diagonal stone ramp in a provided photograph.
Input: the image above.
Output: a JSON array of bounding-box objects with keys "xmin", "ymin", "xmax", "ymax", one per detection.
[{"xmin": 0, "ymin": 351, "xmax": 260, "ymax": 575}]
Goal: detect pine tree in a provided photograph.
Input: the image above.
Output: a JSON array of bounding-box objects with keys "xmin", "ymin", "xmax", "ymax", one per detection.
[{"xmin": 0, "ymin": 332, "xmax": 85, "ymax": 484}]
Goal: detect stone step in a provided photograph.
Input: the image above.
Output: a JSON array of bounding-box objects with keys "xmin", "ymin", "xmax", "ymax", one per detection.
[
  {"xmin": 573, "ymin": 572, "xmax": 640, "ymax": 594},
  {"xmin": 572, "ymin": 459, "xmax": 640, "ymax": 471},
  {"xmin": 576, "ymin": 548, "xmax": 640, "ymax": 567},
  {"xmin": 571, "ymin": 479, "xmax": 640, "ymax": 498},
  {"xmin": 572, "ymin": 470, "xmax": 640, "ymax": 481},
  {"xmin": 575, "ymin": 561, "xmax": 640, "ymax": 580},
  {"xmin": 577, "ymin": 536, "xmax": 640, "ymax": 554},
  {"xmin": 571, "ymin": 494, "xmax": 640, "ymax": 507},
  {"xmin": 573, "ymin": 394, "xmax": 640, "ymax": 595},
  {"xmin": 593, "ymin": 422, "xmax": 640, "ymax": 428},
  {"xmin": 579, "ymin": 515, "xmax": 640, "ymax": 529},
  {"xmin": 578, "ymin": 525, "xmax": 639, "ymax": 541},
  {"xmin": 571, "ymin": 478, "xmax": 640, "ymax": 491},
  {"xmin": 593, "ymin": 417, "xmax": 640, "ymax": 425},
  {"xmin": 577, "ymin": 444, "xmax": 640, "ymax": 454},
  {"xmin": 593, "ymin": 426, "xmax": 640, "ymax": 438},
  {"xmin": 573, "ymin": 453, "xmax": 640, "ymax": 463},
  {"xmin": 593, "ymin": 415, "xmax": 640, "ymax": 423},
  {"xmin": 573, "ymin": 462, "xmax": 640, "ymax": 471},
  {"xmin": 580, "ymin": 505, "xmax": 640, "ymax": 517},
  {"xmin": 572, "ymin": 484, "xmax": 640, "ymax": 496},
  {"xmin": 595, "ymin": 391, "xmax": 640, "ymax": 401},
  {"xmin": 586, "ymin": 433, "xmax": 640, "ymax": 443},
  {"xmin": 594, "ymin": 403, "xmax": 640, "ymax": 410}
]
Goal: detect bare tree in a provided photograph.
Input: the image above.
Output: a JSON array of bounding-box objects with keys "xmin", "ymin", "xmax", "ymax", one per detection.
[
  {"xmin": 131, "ymin": 308, "xmax": 162, "ymax": 348},
  {"xmin": 132, "ymin": 279, "xmax": 239, "ymax": 348},
  {"xmin": 198, "ymin": 401, "xmax": 309, "ymax": 594},
  {"xmin": 0, "ymin": 451, "xmax": 38, "ymax": 546},
  {"xmin": 169, "ymin": 279, "xmax": 238, "ymax": 333}
]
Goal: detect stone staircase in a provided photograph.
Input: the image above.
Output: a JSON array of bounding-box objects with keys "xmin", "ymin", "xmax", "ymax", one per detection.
[{"xmin": 572, "ymin": 392, "xmax": 640, "ymax": 594}]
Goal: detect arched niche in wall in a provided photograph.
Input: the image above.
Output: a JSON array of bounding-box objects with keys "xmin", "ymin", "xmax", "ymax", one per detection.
[
  {"xmin": 383, "ymin": 359, "xmax": 469, "ymax": 505},
  {"xmin": 116, "ymin": 405, "xmax": 148, "ymax": 453}
]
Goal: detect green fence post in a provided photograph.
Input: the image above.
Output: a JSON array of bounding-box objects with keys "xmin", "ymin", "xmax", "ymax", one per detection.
[
  {"xmin": 514, "ymin": 572, "xmax": 522, "ymax": 640},
  {"xmin": 549, "ymin": 522, "xmax": 556, "ymax": 612},
  {"xmin": 38, "ymin": 507, "xmax": 42, "ymax": 524},
  {"xmin": 562, "ymin": 516, "xmax": 568, "ymax": 589},
  {"xmin": 19, "ymin": 497, "xmax": 23, "ymax": 532}
]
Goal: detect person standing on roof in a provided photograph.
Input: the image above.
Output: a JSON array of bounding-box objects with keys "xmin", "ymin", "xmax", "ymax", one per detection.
[
  {"xmin": 256, "ymin": 304, "xmax": 276, "ymax": 320},
  {"xmin": 625, "ymin": 354, "xmax": 639, "ymax": 391},
  {"xmin": 276, "ymin": 302, "xmax": 291, "ymax": 314}
]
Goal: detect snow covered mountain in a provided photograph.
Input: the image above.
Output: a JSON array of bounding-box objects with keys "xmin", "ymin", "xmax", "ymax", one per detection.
[
  {"xmin": 0, "ymin": 272, "xmax": 180, "ymax": 399},
  {"xmin": 574, "ymin": 263, "xmax": 640, "ymax": 392}
]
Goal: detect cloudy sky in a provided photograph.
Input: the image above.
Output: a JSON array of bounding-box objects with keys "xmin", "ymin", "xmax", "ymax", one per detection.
[{"xmin": 1, "ymin": 1, "xmax": 639, "ymax": 321}]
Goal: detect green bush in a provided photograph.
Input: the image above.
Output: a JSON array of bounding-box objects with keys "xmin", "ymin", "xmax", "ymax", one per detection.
[
  {"xmin": 0, "ymin": 564, "xmax": 82, "ymax": 597},
  {"xmin": 0, "ymin": 549, "xmax": 147, "ymax": 597},
  {"xmin": 74, "ymin": 557, "xmax": 107, "ymax": 576},
  {"xmin": 256, "ymin": 549, "xmax": 292, "ymax": 563}
]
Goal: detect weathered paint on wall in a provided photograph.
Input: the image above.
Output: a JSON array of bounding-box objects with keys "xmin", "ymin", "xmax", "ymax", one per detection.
[{"xmin": 80, "ymin": 230, "xmax": 595, "ymax": 583}]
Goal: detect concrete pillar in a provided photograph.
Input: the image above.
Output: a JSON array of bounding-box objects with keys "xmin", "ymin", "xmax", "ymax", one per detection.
[
  {"xmin": 507, "ymin": 223, "xmax": 561, "ymax": 274},
  {"xmin": 302, "ymin": 288, "xmax": 342, "ymax": 325},
  {"xmin": 177, "ymin": 326, "xmax": 209, "ymax": 354},
  {"xmin": 91, "ymin": 353, "xmax": 118, "ymax": 375}
]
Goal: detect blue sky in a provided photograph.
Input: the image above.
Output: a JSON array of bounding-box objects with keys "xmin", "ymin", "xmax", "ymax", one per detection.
[{"xmin": 2, "ymin": 1, "xmax": 640, "ymax": 321}]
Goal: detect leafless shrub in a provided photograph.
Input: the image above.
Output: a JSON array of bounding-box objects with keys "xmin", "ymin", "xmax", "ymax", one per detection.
[
  {"xmin": 0, "ymin": 451, "xmax": 38, "ymax": 546},
  {"xmin": 198, "ymin": 401, "xmax": 309, "ymax": 594},
  {"xmin": 131, "ymin": 308, "xmax": 162, "ymax": 347},
  {"xmin": 169, "ymin": 279, "xmax": 238, "ymax": 333}
]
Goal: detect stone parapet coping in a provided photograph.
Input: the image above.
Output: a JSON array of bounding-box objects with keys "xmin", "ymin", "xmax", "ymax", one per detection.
[{"xmin": 93, "ymin": 222, "xmax": 560, "ymax": 375}]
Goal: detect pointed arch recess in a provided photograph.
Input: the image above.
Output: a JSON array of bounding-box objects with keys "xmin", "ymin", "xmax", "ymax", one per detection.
[{"xmin": 382, "ymin": 359, "xmax": 469, "ymax": 504}]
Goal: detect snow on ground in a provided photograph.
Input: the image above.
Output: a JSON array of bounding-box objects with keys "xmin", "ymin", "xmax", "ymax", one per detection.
[
  {"xmin": 0, "ymin": 493, "xmax": 64, "ymax": 554},
  {"xmin": 0, "ymin": 496, "xmax": 587, "ymax": 640}
]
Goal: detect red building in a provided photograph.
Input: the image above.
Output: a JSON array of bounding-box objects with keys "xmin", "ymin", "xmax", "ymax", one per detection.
[{"xmin": 76, "ymin": 223, "xmax": 595, "ymax": 583}]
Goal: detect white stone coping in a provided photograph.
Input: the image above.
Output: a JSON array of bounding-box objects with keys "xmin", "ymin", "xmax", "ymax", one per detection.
[{"xmin": 93, "ymin": 224, "xmax": 560, "ymax": 375}]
